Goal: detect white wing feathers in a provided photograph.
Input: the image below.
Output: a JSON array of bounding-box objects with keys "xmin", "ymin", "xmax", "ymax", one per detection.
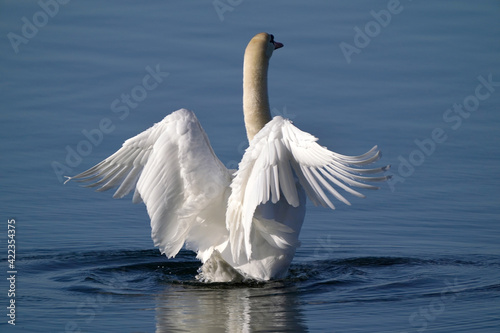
[
  {"xmin": 64, "ymin": 119, "xmax": 165, "ymax": 203},
  {"xmin": 67, "ymin": 111, "xmax": 389, "ymax": 266},
  {"xmin": 227, "ymin": 116, "xmax": 389, "ymax": 262},
  {"xmin": 66, "ymin": 109, "xmax": 231, "ymax": 259}
]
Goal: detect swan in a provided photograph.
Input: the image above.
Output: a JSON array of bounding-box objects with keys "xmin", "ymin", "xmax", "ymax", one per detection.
[{"xmin": 65, "ymin": 33, "xmax": 389, "ymax": 282}]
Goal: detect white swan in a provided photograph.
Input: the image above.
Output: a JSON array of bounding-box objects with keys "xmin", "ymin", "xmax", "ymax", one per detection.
[{"xmin": 66, "ymin": 33, "xmax": 389, "ymax": 282}]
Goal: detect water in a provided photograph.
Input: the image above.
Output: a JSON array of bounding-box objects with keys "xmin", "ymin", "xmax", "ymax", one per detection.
[{"xmin": 1, "ymin": 0, "xmax": 499, "ymax": 332}]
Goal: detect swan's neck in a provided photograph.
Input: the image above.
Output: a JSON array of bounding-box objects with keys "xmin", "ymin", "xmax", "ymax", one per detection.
[{"xmin": 243, "ymin": 48, "xmax": 272, "ymax": 142}]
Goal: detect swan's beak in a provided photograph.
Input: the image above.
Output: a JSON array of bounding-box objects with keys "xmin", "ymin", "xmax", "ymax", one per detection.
[{"xmin": 273, "ymin": 41, "xmax": 284, "ymax": 50}]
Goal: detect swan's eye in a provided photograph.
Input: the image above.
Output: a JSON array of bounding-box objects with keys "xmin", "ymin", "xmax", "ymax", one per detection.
[{"xmin": 270, "ymin": 34, "xmax": 275, "ymax": 44}]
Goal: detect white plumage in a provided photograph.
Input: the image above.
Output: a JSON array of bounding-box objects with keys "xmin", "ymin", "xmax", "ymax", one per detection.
[{"xmin": 66, "ymin": 33, "xmax": 389, "ymax": 282}]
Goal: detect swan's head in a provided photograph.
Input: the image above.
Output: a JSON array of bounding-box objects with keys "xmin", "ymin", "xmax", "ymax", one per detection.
[{"xmin": 246, "ymin": 32, "xmax": 284, "ymax": 60}]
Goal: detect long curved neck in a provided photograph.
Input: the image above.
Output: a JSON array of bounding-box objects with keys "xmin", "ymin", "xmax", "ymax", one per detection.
[{"xmin": 243, "ymin": 47, "xmax": 272, "ymax": 142}]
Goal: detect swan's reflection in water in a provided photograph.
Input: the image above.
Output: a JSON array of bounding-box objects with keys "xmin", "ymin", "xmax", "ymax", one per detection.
[{"xmin": 155, "ymin": 282, "xmax": 308, "ymax": 332}]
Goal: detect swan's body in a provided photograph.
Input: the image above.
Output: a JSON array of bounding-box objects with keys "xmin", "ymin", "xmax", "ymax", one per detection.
[{"xmin": 66, "ymin": 33, "xmax": 389, "ymax": 282}]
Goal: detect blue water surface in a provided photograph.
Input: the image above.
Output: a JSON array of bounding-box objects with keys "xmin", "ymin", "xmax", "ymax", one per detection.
[{"xmin": 1, "ymin": 1, "xmax": 499, "ymax": 332}]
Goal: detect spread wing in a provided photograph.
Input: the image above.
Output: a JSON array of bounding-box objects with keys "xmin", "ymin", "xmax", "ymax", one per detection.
[
  {"xmin": 65, "ymin": 109, "xmax": 232, "ymax": 258},
  {"xmin": 226, "ymin": 116, "xmax": 390, "ymax": 262}
]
